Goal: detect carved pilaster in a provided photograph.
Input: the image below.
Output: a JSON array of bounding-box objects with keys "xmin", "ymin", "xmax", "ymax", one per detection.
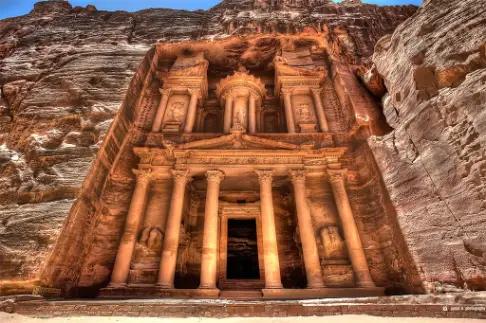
[
  {"xmin": 184, "ymin": 89, "xmax": 201, "ymax": 133},
  {"xmin": 248, "ymin": 94, "xmax": 257, "ymax": 134},
  {"xmin": 288, "ymin": 168, "xmax": 325, "ymax": 288},
  {"xmin": 199, "ymin": 169, "xmax": 224, "ymax": 289},
  {"xmin": 311, "ymin": 87, "xmax": 329, "ymax": 132},
  {"xmin": 109, "ymin": 169, "xmax": 152, "ymax": 286},
  {"xmin": 223, "ymin": 94, "xmax": 234, "ymax": 134},
  {"xmin": 157, "ymin": 168, "xmax": 191, "ymax": 288},
  {"xmin": 256, "ymin": 169, "xmax": 283, "ymax": 289},
  {"xmin": 282, "ymin": 88, "xmax": 296, "ymax": 134},
  {"xmin": 152, "ymin": 89, "xmax": 172, "ymax": 132},
  {"xmin": 327, "ymin": 169, "xmax": 375, "ymax": 288}
]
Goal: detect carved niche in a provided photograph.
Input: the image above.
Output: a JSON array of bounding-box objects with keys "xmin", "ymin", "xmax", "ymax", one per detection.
[
  {"xmin": 292, "ymin": 92, "xmax": 318, "ymax": 130},
  {"xmin": 320, "ymin": 225, "xmax": 347, "ymax": 260},
  {"xmin": 216, "ymin": 70, "xmax": 266, "ymax": 133},
  {"xmin": 159, "ymin": 52, "xmax": 208, "ymax": 133},
  {"xmin": 274, "ymin": 48, "xmax": 326, "ymax": 133}
]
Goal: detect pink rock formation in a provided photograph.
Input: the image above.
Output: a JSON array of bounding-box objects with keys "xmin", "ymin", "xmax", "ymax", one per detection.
[
  {"xmin": 0, "ymin": 0, "xmax": 417, "ymax": 291},
  {"xmin": 369, "ymin": 0, "xmax": 486, "ymax": 291}
]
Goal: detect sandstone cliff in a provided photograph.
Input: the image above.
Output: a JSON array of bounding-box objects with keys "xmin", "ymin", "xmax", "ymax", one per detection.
[
  {"xmin": 370, "ymin": 0, "xmax": 486, "ymax": 291},
  {"xmin": 0, "ymin": 0, "xmax": 417, "ymax": 291}
]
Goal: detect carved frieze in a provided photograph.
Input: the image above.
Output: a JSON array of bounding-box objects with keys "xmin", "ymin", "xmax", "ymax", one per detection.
[{"xmin": 321, "ymin": 225, "xmax": 347, "ymax": 260}]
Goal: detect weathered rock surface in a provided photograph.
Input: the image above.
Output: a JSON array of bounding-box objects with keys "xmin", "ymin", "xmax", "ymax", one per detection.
[
  {"xmin": 0, "ymin": 0, "xmax": 416, "ymax": 288},
  {"xmin": 370, "ymin": 0, "xmax": 486, "ymax": 291}
]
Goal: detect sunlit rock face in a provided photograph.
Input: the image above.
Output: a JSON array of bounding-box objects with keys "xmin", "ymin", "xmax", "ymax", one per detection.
[
  {"xmin": 0, "ymin": 0, "xmax": 417, "ymax": 293},
  {"xmin": 39, "ymin": 34, "xmax": 423, "ymax": 298},
  {"xmin": 369, "ymin": 0, "xmax": 486, "ymax": 292}
]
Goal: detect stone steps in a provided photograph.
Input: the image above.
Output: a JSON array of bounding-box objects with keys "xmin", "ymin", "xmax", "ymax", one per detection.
[
  {"xmin": 219, "ymin": 290, "xmax": 263, "ymax": 299},
  {"xmin": 4, "ymin": 297, "xmax": 486, "ymax": 319}
]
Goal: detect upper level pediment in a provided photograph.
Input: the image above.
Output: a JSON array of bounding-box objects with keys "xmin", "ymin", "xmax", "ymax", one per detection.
[{"xmin": 164, "ymin": 131, "xmax": 301, "ymax": 151}]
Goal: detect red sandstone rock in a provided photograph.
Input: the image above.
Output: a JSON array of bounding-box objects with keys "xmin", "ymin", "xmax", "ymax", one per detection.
[
  {"xmin": 370, "ymin": 0, "xmax": 486, "ymax": 291},
  {"xmin": 0, "ymin": 0, "xmax": 417, "ymax": 294}
]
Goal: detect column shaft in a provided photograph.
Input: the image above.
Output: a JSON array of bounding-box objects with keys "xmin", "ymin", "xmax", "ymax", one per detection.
[
  {"xmin": 256, "ymin": 170, "xmax": 283, "ymax": 289},
  {"xmin": 110, "ymin": 171, "xmax": 151, "ymax": 286},
  {"xmin": 248, "ymin": 95, "xmax": 257, "ymax": 134},
  {"xmin": 311, "ymin": 88, "xmax": 329, "ymax": 132},
  {"xmin": 184, "ymin": 89, "xmax": 200, "ymax": 133},
  {"xmin": 199, "ymin": 170, "xmax": 224, "ymax": 289},
  {"xmin": 282, "ymin": 90, "xmax": 296, "ymax": 134},
  {"xmin": 289, "ymin": 170, "xmax": 325, "ymax": 288},
  {"xmin": 152, "ymin": 89, "xmax": 171, "ymax": 132},
  {"xmin": 157, "ymin": 170, "xmax": 190, "ymax": 288},
  {"xmin": 223, "ymin": 95, "xmax": 233, "ymax": 133},
  {"xmin": 328, "ymin": 170, "xmax": 375, "ymax": 288}
]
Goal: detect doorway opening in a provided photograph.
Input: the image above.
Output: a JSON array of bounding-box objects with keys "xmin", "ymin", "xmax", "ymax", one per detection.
[{"xmin": 226, "ymin": 219, "xmax": 260, "ymax": 279}]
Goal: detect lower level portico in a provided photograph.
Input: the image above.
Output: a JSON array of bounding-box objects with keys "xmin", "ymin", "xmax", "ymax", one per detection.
[{"xmin": 100, "ymin": 134, "xmax": 384, "ymax": 299}]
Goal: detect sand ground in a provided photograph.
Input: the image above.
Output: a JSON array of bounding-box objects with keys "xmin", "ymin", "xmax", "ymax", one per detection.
[{"xmin": 0, "ymin": 314, "xmax": 483, "ymax": 322}]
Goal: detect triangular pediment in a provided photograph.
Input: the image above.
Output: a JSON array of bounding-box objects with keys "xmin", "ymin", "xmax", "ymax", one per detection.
[{"xmin": 173, "ymin": 132, "xmax": 301, "ymax": 151}]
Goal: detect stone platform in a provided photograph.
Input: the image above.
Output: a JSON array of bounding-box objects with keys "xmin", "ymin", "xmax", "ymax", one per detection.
[
  {"xmin": 2, "ymin": 293, "xmax": 486, "ymax": 319},
  {"xmin": 99, "ymin": 286, "xmax": 385, "ymax": 300}
]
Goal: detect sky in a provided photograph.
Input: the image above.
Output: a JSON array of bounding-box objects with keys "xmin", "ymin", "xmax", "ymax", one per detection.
[{"xmin": 0, "ymin": 0, "xmax": 422, "ymax": 20}]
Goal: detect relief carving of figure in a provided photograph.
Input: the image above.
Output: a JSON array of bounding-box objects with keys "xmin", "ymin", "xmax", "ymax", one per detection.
[
  {"xmin": 321, "ymin": 225, "xmax": 347, "ymax": 260},
  {"xmin": 165, "ymin": 101, "xmax": 186, "ymax": 122},
  {"xmin": 233, "ymin": 102, "xmax": 247, "ymax": 129},
  {"xmin": 296, "ymin": 103, "xmax": 314, "ymax": 123},
  {"xmin": 139, "ymin": 227, "xmax": 163, "ymax": 251}
]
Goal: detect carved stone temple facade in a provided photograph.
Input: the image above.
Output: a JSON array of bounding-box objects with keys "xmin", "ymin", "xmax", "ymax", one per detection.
[{"xmin": 39, "ymin": 34, "xmax": 423, "ymax": 299}]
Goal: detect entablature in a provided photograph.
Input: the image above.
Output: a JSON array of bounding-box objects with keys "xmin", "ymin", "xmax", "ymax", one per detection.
[{"xmin": 132, "ymin": 143, "xmax": 346, "ymax": 179}]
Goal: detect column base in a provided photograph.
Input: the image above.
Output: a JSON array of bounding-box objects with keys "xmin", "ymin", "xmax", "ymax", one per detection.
[
  {"xmin": 262, "ymin": 287, "xmax": 385, "ymax": 300},
  {"xmin": 264, "ymin": 284, "xmax": 283, "ymax": 289},
  {"xmin": 107, "ymin": 282, "xmax": 127, "ymax": 288},
  {"xmin": 156, "ymin": 283, "xmax": 174, "ymax": 289}
]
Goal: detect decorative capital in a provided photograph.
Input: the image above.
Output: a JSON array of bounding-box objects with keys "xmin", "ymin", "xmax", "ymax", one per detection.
[
  {"xmin": 206, "ymin": 169, "xmax": 225, "ymax": 183},
  {"xmin": 170, "ymin": 169, "xmax": 190, "ymax": 182},
  {"xmin": 288, "ymin": 169, "xmax": 306, "ymax": 183},
  {"xmin": 255, "ymin": 169, "xmax": 273, "ymax": 184},
  {"xmin": 281, "ymin": 87, "xmax": 293, "ymax": 96},
  {"xmin": 159, "ymin": 88, "xmax": 171, "ymax": 97},
  {"xmin": 133, "ymin": 169, "xmax": 153, "ymax": 183},
  {"xmin": 311, "ymin": 87, "xmax": 322, "ymax": 96},
  {"xmin": 188, "ymin": 88, "xmax": 201, "ymax": 98},
  {"xmin": 223, "ymin": 91, "xmax": 234, "ymax": 102},
  {"xmin": 327, "ymin": 169, "xmax": 346, "ymax": 184}
]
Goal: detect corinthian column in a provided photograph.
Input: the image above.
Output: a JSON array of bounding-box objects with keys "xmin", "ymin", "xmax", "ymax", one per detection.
[
  {"xmin": 157, "ymin": 169, "xmax": 190, "ymax": 288},
  {"xmin": 282, "ymin": 89, "xmax": 296, "ymax": 134},
  {"xmin": 109, "ymin": 170, "xmax": 151, "ymax": 286},
  {"xmin": 328, "ymin": 169, "xmax": 375, "ymax": 288},
  {"xmin": 152, "ymin": 89, "xmax": 171, "ymax": 132},
  {"xmin": 248, "ymin": 94, "xmax": 257, "ymax": 134},
  {"xmin": 184, "ymin": 89, "xmax": 200, "ymax": 133},
  {"xmin": 199, "ymin": 170, "xmax": 225, "ymax": 289},
  {"xmin": 256, "ymin": 169, "xmax": 283, "ymax": 289},
  {"xmin": 223, "ymin": 94, "xmax": 233, "ymax": 133},
  {"xmin": 311, "ymin": 88, "xmax": 329, "ymax": 132},
  {"xmin": 289, "ymin": 169, "xmax": 325, "ymax": 288}
]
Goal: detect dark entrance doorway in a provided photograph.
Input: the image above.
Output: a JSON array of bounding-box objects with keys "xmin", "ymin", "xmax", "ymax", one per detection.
[{"xmin": 226, "ymin": 219, "xmax": 260, "ymax": 279}]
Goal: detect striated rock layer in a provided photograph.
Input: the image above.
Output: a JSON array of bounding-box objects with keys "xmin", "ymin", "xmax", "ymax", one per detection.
[
  {"xmin": 370, "ymin": 0, "xmax": 486, "ymax": 291},
  {"xmin": 0, "ymin": 0, "xmax": 417, "ymax": 291}
]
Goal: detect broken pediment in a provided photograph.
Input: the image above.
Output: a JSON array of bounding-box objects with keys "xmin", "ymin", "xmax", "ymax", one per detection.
[{"xmin": 164, "ymin": 132, "xmax": 301, "ymax": 150}]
